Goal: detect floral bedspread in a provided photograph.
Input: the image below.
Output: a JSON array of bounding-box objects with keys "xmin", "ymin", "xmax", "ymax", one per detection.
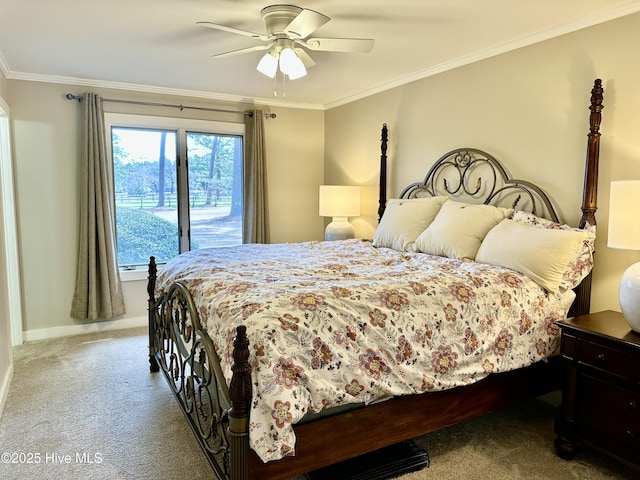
[{"xmin": 157, "ymin": 239, "xmax": 564, "ymax": 463}]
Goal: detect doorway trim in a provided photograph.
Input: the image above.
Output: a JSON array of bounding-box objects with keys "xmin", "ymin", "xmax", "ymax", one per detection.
[{"xmin": 0, "ymin": 95, "xmax": 24, "ymax": 346}]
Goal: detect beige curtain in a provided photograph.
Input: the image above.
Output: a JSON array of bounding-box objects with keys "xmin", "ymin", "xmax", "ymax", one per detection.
[
  {"xmin": 70, "ymin": 93, "xmax": 126, "ymax": 320},
  {"xmin": 243, "ymin": 110, "xmax": 270, "ymax": 243}
]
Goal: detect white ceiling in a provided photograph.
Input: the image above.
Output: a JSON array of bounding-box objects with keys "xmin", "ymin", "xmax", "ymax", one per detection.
[{"xmin": 1, "ymin": 1, "xmax": 640, "ymax": 109}]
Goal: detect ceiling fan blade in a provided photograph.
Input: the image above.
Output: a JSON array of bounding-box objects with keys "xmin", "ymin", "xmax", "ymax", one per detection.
[
  {"xmin": 303, "ymin": 37, "xmax": 375, "ymax": 53},
  {"xmin": 283, "ymin": 8, "xmax": 330, "ymax": 39},
  {"xmin": 211, "ymin": 44, "xmax": 271, "ymax": 59},
  {"xmin": 197, "ymin": 21, "xmax": 270, "ymax": 42},
  {"xmin": 294, "ymin": 48, "xmax": 316, "ymax": 68}
]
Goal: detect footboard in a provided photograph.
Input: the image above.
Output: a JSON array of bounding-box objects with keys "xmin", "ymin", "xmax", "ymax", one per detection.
[{"xmin": 147, "ymin": 257, "xmax": 252, "ymax": 480}]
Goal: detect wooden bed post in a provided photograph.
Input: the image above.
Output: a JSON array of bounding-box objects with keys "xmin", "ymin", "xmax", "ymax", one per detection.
[
  {"xmin": 569, "ymin": 78, "xmax": 604, "ymax": 318},
  {"xmin": 228, "ymin": 325, "xmax": 252, "ymax": 480},
  {"xmin": 147, "ymin": 256, "xmax": 159, "ymax": 372},
  {"xmin": 378, "ymin": 123, "xmax": 388, "ymax": 222},
  {"xmin": 580, "ymin": 78, "xmax": 603, "ymax": 229}
]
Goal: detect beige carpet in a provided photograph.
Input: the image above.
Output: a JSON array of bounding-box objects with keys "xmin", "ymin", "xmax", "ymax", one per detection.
[{"xmin": 0, "ymin": 327, "xmax": 636, "ymax": 480}]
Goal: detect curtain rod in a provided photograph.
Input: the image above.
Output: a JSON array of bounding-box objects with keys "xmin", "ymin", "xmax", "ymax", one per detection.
[{"xmin": 64, "ymin": 93, "xmax": 276, "ymax": 118}]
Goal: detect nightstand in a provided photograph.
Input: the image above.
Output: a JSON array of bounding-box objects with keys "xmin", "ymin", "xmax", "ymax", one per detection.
[{"xmin": 554, "ymin": 310, "xmax": 640, "ymax": 471}]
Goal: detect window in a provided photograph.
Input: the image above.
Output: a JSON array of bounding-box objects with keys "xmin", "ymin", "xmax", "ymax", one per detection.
[{"xmin": 106, "ymin": 114, "xmax": 244, "ymax": 269}]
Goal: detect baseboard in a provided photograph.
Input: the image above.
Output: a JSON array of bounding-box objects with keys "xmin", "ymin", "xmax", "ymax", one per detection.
[
  {"xmin": 0, "ymin": 361, "xmax": 13, "ymax": 419},
  {"xmin": 23, "ymin": 316, "xmax": 147, "ymax": 342}
]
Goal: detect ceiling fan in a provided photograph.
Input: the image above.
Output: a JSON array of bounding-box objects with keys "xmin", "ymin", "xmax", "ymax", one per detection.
[{"xmin": 197, "ymin": 4, "xmax": 375, "ymax": 80}]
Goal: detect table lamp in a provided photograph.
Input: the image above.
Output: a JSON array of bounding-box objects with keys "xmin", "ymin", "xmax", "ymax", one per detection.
[
  {"xmin": 608, "ymin": 180, "xmax": 640, "ymax": 332},
  {"xmin": 319, "ymin": 185, "xmax": 361, "ymax": 241}
]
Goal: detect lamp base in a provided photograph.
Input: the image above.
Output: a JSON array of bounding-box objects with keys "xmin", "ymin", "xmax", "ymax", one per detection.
[
  {"xmin": 619, "ymin": 261, "xmax": 640, "ymax": 333},
  {"xmin": 325, "ymin": 217, "xmax": 355, "ymax": 241}
]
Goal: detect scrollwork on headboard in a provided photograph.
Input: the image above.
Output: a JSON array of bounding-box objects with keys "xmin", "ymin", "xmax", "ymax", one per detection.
[{"xmin": 399, "ymin": 148, "xmax": 560, "ymax": 222}]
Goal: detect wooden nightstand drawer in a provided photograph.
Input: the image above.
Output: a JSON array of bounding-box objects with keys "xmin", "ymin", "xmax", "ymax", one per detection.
[
  {"xmin": 577, "ymin": 374, "xmax": 640, "ymax": 445},
  {"xmin": 577, "ymin": 338, "xmax": 636, "ymax": 382}
]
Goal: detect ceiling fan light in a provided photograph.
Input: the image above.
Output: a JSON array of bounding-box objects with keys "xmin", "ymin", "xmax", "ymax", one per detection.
[
  {"xmin": 256, "ymin": 52, "xmax": 278, "ymax": 78},
  {"xmin": 279, "ymin": 47, "xmax": 306, "ymax": 79},
  {"xmin": 287, "ymin": 64, "xmax": 307, "ymax": 80}
]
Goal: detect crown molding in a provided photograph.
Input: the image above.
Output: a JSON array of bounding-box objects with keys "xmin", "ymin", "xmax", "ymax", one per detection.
[
  {"xmin": 0, "ymin": 51, "xmax": 10, "ymax": 80},
  {"xmin": 3, "ymin": 70, "xmax": 324, "ymax": 111}
]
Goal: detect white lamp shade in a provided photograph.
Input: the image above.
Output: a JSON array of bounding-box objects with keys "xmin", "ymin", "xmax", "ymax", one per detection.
[
  {"xmin": 279, "ymin": 47, "xmax": 306, "ymax": 79},
  {"xmin": 319, "ymin": 186, "xmax": 361, "ymax": 218},
  {"xmin": 256, "ymin": 52, "xmax": 278, "ymax": 78},
  {"xmin": 608, "ymin": 180, "xmax": 640, "ymax": 250},
  {"xmin": 608, "ymin": 180, "xmax": 640, "ymax": 332},
  {"xmin": 286, "ymin": 63, "xmax": 307, "ymax": 80}
]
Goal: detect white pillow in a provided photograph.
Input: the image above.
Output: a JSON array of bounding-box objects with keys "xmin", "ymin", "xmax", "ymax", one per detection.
[
  {"xmin": 476, "ymin": 219, "xmax": 591, "ymax": 293},
  {"xmin": 372, "ymin": 196, "xmax": 448, "ymax": 252},
  {"xmin": 414, "ymin": 200, "xmax": 513, "ymax": 260},
  {"xmin": 512, "ymin": 210, "xmax": 596, "ymax": 291}
]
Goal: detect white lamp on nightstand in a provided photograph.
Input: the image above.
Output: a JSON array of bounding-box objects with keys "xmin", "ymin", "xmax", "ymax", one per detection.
[
  {"xmin": 319, "ymin": 185, "xmax": 361, "ymax": 241},
  {"xmin": 608, "ymin": 180, "xmax": 640, "ymax": 332}
]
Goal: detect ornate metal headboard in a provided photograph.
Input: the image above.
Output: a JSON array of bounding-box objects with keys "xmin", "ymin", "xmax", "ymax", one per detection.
[
  {"xmin": 375, "ymin": 78, "xmax": 604, "ymax": 318},
  {"xmin": 398, "ymin": 148, "xmax": 560, "ymax": 222},
  {"xmin": 377, "ymin": 79, "xmax": 603, "ymax": 231}
]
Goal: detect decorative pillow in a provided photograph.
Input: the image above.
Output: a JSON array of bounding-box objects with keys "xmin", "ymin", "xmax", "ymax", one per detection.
[
  {"xmin": 476, "ymin": 219, "xmax": 592, "ymax": 293},
  {"xmin": 414, "ymin": 200, "xmax": 513, "ymax": 260},
  {"xmin": 512, "ymin": 210, "xmax": 596, "ymax": 291},
  {"xmin": 372, "ymin": 196, "xmax": 449, "ymax": 252}
]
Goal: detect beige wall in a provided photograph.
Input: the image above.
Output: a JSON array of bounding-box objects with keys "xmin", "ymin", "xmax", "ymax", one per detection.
[
  {"xmin": 266, "ymin": 105, "xmax": 325, "ymax": 243},
  {"xmin": 7, "ymin": 80, "xmax": 324, "ymax": 334},
  {"xmin": 325, "ymin": 13, "xmax": 640, "ymax": 315}
]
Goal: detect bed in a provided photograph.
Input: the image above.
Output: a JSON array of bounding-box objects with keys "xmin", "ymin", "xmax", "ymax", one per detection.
[{"xmin": 147, "ymin": 78, "xmax": 604, "ymax": 480}]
